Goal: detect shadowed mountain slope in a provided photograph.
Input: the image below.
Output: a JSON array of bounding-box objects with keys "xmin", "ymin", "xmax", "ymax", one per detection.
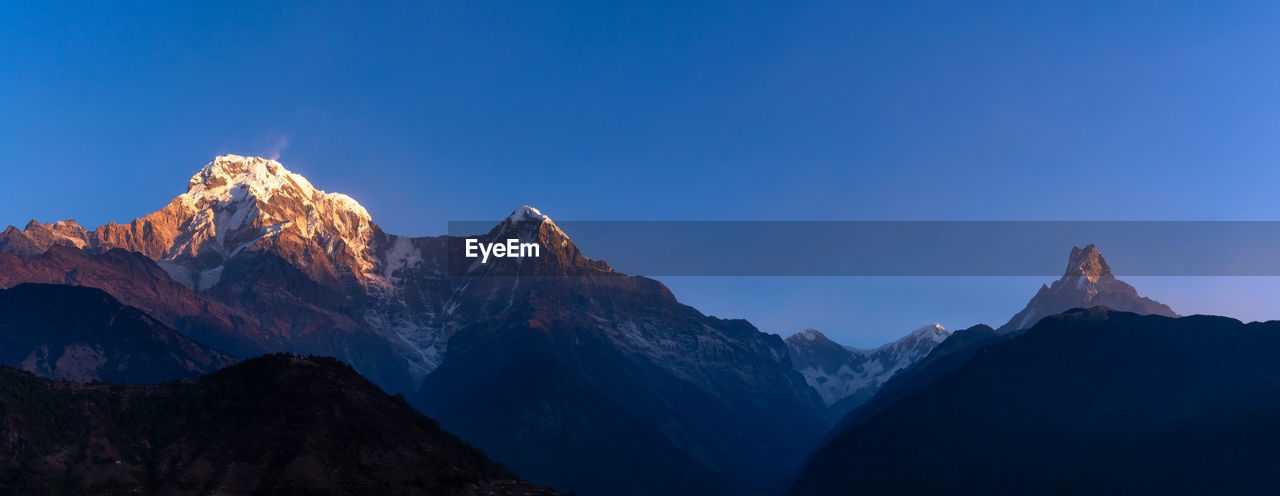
[
  {"xmin": 823, "ymin": 323, "xmax": 1003, "ymax": 443},
  {"xmin": 0, "ymin": 283, "xmax": 235, "ymax": 383}
]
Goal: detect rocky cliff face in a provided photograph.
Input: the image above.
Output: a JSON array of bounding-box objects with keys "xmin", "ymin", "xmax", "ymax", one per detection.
[
  {"xmin": 996, "ymin": 244, "xmax": 1176, "ymax": 333},
  {"xmin": 0, "ymin": 220, "xmax": 91, "ymax": 255}
]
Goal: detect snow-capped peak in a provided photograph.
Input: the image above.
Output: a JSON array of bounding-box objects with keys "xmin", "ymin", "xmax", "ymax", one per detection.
[
  {"xmin": 151, "ymin": 155, "xmax": 384, "ymax": 291},
  {"xmin": 182, "ymin": 154, "xmax": 371, "ymax": 221},
  {"xmin": 507, "ymin": 205, "xmax": 551, "ymax": 223},
  {"xmin": 500, "ymin": 205, "xmax": 570, "ymax": 242}
]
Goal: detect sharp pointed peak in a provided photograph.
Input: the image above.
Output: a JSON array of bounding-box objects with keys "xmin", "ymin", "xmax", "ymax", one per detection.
[
  {"xmin": 498, "ymin": 205, "xmax": 571, "ymax": 242},
  {"xmin": 1065, "ymin": 243, "xmax": 1111, "ymax": 282},
  {"xmin": 1069, "ymin": 243, "xmax": 1100, "ymax": 259}
]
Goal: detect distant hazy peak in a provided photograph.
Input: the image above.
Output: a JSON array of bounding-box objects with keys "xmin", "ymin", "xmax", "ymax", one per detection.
[
  {"xmin": 904, "ymin": 323, "xmax": 948, "ymax": 341},
  {"xmin": 786, "ymin": 323, "xmax": 949, "ymax": 410},
  {"xmin": 787, "ymin": 324, "xmax": 947, "ymax": 352},
  {"xmin": 787, "ymin": 328, "xmax": 832, "ymax": 344}
]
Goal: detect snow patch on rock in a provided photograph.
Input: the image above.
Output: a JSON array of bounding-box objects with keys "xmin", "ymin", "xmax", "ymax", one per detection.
[{"xmin": 786, "ymin": 324, "xmax": 949, "ymax": 407}]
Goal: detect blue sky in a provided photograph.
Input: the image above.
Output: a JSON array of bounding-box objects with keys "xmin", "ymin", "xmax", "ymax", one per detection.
[{"xmin": 4, "ymin": 1, "xmax": 1280, "ymax": 345}]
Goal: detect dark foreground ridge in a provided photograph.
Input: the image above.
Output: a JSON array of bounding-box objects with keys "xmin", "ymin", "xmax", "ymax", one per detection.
[
  {"xmin": 0, "ymin": 354, "xmax": 556, "ymax": 496},
  {"xmin": 790, "ymin": 308, "xmax": 1280, "ymax": 495}
]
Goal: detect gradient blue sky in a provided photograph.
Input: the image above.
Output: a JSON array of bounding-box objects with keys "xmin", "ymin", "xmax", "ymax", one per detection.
[{"xmin": 4, "ymin": 1, "xmax": 1280, "ymax": 345}]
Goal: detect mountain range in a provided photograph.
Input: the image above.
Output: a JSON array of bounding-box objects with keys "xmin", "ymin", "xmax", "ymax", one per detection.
[
  {"xmin": 0, "ymin": 155, "xmax": 828, "ymax": 495},
  {"xmin": 781, "ymin": 243, "xmax": 1179, "ymax": 421},
  {"xmin": 0, "ymin": 155, "xmax": 1213, "ymax": 495},
  {"xmin": 783, "ymin": 247, "xmax": 1212, "ymax": 494},
  {"xmin": 811, "ymin": 244, "xmax": 1179, "ymax": 440}
]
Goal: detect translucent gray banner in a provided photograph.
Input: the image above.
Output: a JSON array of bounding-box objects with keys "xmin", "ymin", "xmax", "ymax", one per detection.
[{"xmin": 446, "ymin": 221, "xmax": 1280, "ymax": 276}]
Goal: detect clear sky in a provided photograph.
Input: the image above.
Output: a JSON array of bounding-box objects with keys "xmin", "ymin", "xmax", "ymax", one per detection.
[{"xmin": 4, "ymin": 1, "xmax": 1280, "ymax": 346}]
